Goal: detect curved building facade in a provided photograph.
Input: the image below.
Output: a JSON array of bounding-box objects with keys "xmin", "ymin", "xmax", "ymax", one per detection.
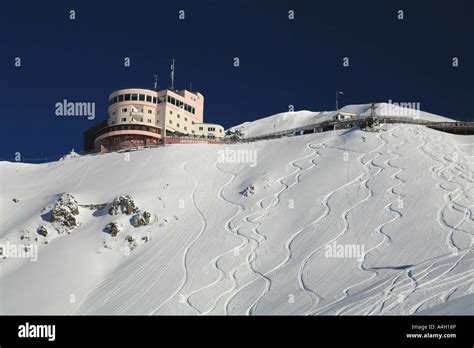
[{"xmin": 92, "ymin": 88, "xmax": 224, "ymax": 152}]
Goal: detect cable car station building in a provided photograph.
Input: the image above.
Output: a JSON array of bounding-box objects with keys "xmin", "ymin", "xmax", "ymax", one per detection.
[{"xmin": 87, "ymin": 85, "xmax": 225, "ymax": 152}]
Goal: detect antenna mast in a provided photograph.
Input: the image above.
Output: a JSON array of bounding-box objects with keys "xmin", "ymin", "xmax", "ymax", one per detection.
[
  {"xmin": 153, "ymin": 74, "xmax": 158, "ymax": 90},
  {"xmin": 170, "ymin": 59, "xmax": 175, "ymax": 90}
]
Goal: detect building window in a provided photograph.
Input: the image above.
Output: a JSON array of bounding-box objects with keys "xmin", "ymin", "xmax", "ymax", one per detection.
[
  {"xmin": 112, "ymin": 111, "xmax": 116, "ymax": 115},
  {"xmin": 146, "ymin": 95, "xmax": 152, "ymax": 103},
  {"xmin": 177, "ymin": 123, "xmax": 180, "ymax": 128},
  {"xmin": 184, "ymin": 117, "xmax": 187, "ymax": 121},
  {"xmin": 169, "ymin": 120, "xmax": 172, "ymax": 124},
  {"xmin": 147, "ymin": 110, "xmax": 152, "ymax": 114},
  {"xmin": 184, "ymin": 126, "xmax": 187, "ymax": 131},
  {"xmin": 122, "ymin": 108, "xmax": 127, "ymax": 112},
  {"xmin": 147, "ymin": 119, "xmax": 151, "ymax": 123},
  {"xmin": 139, "ymin": 94, "xmax": 145, "ymax": 101},
  {"xmin": 118, "ymin": 95, "xmax": 124, "ymax": 102},
  {"xmin": 131, "ymin": 94, "xmax": 138, "ymax": 101},
  {"xmin": 169, "ymin": 110, "xmax": 173, "ymax": 115},
  {"xmin": 220, "ymin": 129, "xmax": 223, "ymax": 132},
  {"xmin": 124, "ymin": 94, "xmax": 131, "ymax": 101},
  {"xmin": 177, "ymin": 114, "xmax": 180, "ymax": 118},
  {"xmin": 191, "ymin": 130, "xmax": 195, "ymax": 134},
  {"xmin": 192, "ymin": 121, "xmax": 195, "ymax": 125},
  {"xmin": 140, "ymin": 118, "xmax": 143, "ymax": 122},
  {"xmin": 152, "ymin": 97, "xmax": 157, "ymax": 104},
  {"xmin": 208, "ymin": 127, "xmax": 215, "ymax": 131},
  {"xmin": 199, "ymin": 127, "xmax": 203, "ymax": 131}
]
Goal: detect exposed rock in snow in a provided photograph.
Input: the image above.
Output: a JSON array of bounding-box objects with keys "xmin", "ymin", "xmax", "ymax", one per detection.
[
  {"xmin": 125, "ymin": 235, "xmax": 138, "ymax": 250},
  {"xmin": 49, "ymin": 193, "xmax": 80, "ymax": 233},
  {"xmin": 104, "ymin": 222, "xmax": 122, "ymax": 237},
  {"xmin": 240, "ymin": 184, "xmax": 255, "ymax": 197},
  {"xmin": 131, "ymin": 210, "xmax": 151, "ymax": 228},
  {"xmin": 12, "ymin": 198, "xmax": 19, "ymax": 203},
  {"xmin": 108, "ymin": 195, "xmax": 137, "ymax": 215},
  {"xmin": 1, "ymin": 120, "xmax": 473, "ymax": 316},
  {"xmin": 19, "ymin": 230, "xmax": 31, "ymax": 242},
  {"xmin": 37, "ymin": 225, "xmax": 48, "ymax": 237}
]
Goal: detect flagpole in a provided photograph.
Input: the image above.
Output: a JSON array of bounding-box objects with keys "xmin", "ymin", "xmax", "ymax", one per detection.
[{"xmin": 336, "ymin": 91, "xmax": 343, "ymax": 110}]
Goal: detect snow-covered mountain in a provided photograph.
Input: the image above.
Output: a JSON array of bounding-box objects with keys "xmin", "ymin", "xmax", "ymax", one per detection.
[
  {"xmin": 1, "ymin": 108, "xmax": 473, "ymax": 315},
  {"xmin": 228, "ymin": 102, "xmax": 455, "ymax": 138}
]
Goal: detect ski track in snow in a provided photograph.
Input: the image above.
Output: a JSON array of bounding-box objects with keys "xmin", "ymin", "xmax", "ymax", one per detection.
[
  {"xmin": 307, "ymin": 129, "xmax": 391, "ymax": 315},
  {"xmin": 4, "ymin": 124, "xmax": 474, "ymax": 316},
  {"xmin": 332, "ymin": 128, "xmax": 407, "ymax": 315},
  {"xmin": 249, "ymin": 135, "xmax": 340, "ymax": 313},
  {"xmin": 318, "ymin": 126, "xmax": 474, "ymax": 315},
  {"xmin": 185, "ymin": 162, "xmax": 248, "ymax": 314},
  {"xmin": 150, "ymin": 161, "xmax": 207, "ymax": 315},
  {"xmin": 412, "ymin": 128, "xmax": 473, "ymax": 254},
  {"xmin": 221, "ymin": 135, "xmax": 339, "ymax": 314},
  {"xmin": 225, "ymin": 140, "xmax": 320, "ymax": 314}
]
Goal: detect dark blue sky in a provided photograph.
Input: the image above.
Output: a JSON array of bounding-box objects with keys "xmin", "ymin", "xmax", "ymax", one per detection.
[{"xmin": 1, "ymin": 0, "xmax": 472, "ymax": 161}]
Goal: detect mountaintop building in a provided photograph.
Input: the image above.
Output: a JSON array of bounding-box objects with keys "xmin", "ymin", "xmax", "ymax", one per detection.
[
  {"xmin": 84, "ymin": 62, "xmax": 225, "ymax": 152},
  {"xmin": 85, "ymin": 86, "xmax": 225, "ymax": 153}
]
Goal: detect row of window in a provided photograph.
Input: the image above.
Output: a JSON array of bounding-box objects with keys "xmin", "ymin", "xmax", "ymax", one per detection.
[
  {"xmin": 120, "ymin": 117, "xmax": 154, "ymax": 124},
  {"xmin": 114, "ymin": 108, "xmax": 156, "ymax": 115},
  {"xmin": 166, "ymin": 95, "xmax": 195, "ymax": 114},
  {"xmin": 103, "ymin": 124, "xmax": 161, "ymax": 134},
  {"xmin": 112, "ymin": 116, "xmax": 222, "ymax": 134},
  {"xmin": 109, "ymin": 93, "xmax": 196, "ymax": 115},
  {"xmin": 117, "ymin": 108, "xmax": 196, "ymax": 124},
  {"xmin": 109, "ymin": 93, "xmax": 163, "ymax": 105},
  {"xmin": 197, "ymin": 126, "xmax": 222, "ymax": 133}
]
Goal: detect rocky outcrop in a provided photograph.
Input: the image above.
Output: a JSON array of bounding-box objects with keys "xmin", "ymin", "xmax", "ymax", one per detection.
[
  {"xmin": 50, "ymin": 193, "xmax": 80, "ymax": 232},
  {"xmin": 125, "ymin": 235, "xmax": 138, "ymax": 250},
  {"xmin": 240, "ymin": 184, "xmax": 255, "ymax": 197},
  {"xmin": 104, "ymin": 222, "xmax": 122, "ymax": 237},
  {"xmin": 37, "ymin": 225, "xmax": 48, "ymax": 237},
  {"xmin": 131, "ymin": 210, "xmax": 151, "ymax": 228},
  {"xmin": 108, "ymin": 195, "xmax": 136, "ymax": 215}
]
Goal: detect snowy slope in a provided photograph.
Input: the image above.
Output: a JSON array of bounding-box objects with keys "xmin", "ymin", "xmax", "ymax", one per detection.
[
  {"xmin": 416, "ymin": 293, "xmax": 474, "ymax": 315},
  {"xmin": 0, "ymin": 124, "xmax": 473, "ymax": 315},
  {"xmin": 228, "ymin": 103, "xmax": 454, "ymax": 138}
]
